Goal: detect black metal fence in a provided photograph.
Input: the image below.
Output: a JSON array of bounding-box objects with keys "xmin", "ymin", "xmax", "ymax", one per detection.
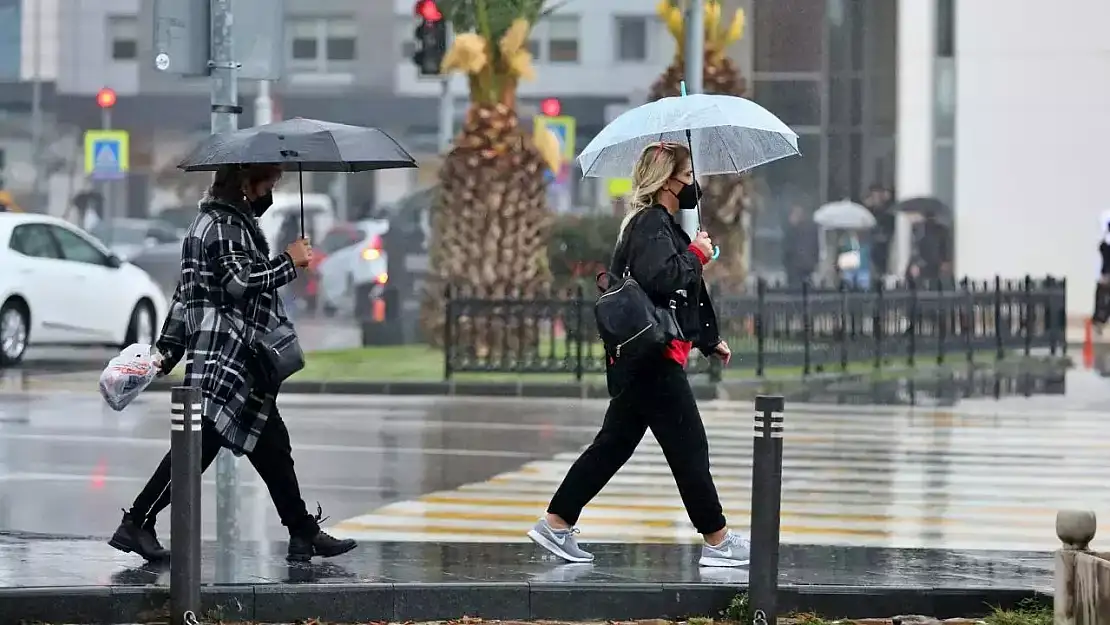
[{"xmin": 443, "ymin": 276, "xmax": 1067, "ymax": 381}]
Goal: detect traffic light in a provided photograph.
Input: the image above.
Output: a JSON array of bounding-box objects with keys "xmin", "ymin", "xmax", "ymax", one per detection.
[
  {"xmin": 412, "ymin": 0, "xmax": 447, "ymax": 77},
  {"xmin": 540, "ymin": 98, "xmax": 562, "ymax": 117},
  {"xmin": 96, "ymin": 87, "xmax": 117, "ymax": 109}
]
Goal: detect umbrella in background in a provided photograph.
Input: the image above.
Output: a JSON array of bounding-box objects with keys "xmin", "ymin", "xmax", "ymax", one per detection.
[
  {"xmin": 814, "ymin": 200, "xmax": 876, "ymax": 230},
  {"xmin": 177, "ymin": 117, "xmax": 417, "ymax": 236}
]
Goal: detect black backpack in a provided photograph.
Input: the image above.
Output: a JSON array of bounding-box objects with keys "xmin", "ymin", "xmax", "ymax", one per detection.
[{"xmin": 594, "ymin": 214, "xmax": 682, "ymax": 360}]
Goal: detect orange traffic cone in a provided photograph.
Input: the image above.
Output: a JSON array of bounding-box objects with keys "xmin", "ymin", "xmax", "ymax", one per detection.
[{"xmin": 1083, "ymin": 319, "xmax": 1095, "ymax": 369}]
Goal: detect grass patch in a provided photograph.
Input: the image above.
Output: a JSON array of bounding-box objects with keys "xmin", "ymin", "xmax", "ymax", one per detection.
[
  {"xmin": 165, "ymin": 343, "xmax": 1047, "ymax": 384},
  {"xmin": 984, "ymin": 598, "xmax": 1053, "ymax": 625}
]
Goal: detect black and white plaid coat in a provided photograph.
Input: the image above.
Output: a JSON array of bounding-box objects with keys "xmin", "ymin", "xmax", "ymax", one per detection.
[{"xmin": 156, "ymin": 196, "xmax": 297, "ymax": 454}]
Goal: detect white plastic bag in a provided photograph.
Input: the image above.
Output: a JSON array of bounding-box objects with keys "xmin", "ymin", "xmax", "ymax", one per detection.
[{"xmin": 99, "ymin": 343, "xmax": 159, "ymax": 411}]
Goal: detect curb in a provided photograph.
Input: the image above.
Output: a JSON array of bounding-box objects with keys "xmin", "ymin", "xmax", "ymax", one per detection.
[{"xmin": 0, "ymin": 583, "xmax": 1048, "ymax": 623}]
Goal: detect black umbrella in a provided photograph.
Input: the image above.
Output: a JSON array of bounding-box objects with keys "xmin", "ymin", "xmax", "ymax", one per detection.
[
  {"xmin": 895, "ymin": 196, "xmax": 950, "ymax": 220},
  {"xmin": 177, "ymin": 117, "xmax": 418, "ymax": 235}
]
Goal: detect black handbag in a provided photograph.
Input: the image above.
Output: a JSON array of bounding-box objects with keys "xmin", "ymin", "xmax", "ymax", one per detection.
[
  {"xmin": 594, "ymin": 270, "xmax": 682, "ymax": 360},
  {"xmin": 215, "ymin": 207, "xmax": 306, "ymax": 386}
]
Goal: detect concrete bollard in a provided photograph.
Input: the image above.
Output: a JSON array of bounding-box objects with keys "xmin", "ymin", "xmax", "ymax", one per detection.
[
  {"xmin": 1054, "ymin": 509, "xmax": 1107, "ymax": 625},
  {"xmin": 170, "ymin": 387, "xmax": 203, "ymax": 625},
  {"xmin": 749, "ymin": 395, "xmax": 785, "ymax": 625}
]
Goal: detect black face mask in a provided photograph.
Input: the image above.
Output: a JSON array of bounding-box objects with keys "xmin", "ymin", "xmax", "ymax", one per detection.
[
  {"xmin": 675, "ymin": 181, "xmax": 701, "ymax": 212},
  {"xmin": 250, "ymin": 192, "xmax": 274, "ymax": 217}
]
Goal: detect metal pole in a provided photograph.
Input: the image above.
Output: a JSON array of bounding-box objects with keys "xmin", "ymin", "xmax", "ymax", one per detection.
[
  {"xmin": 437, "ymin": 77, "xmax": 453, "ymax": 153},
  {"xmin": 170, "ymin": 387, "xmax": 202, "ymax": 625},
  {"xmin": 680, "ymin": 0, "xmax": 705, "ymax": 240},
  {"xmin": 750, "ymin": 394, "xmax": 785, "ymax": 625},
  {"xmin": 29, "ymin": 0, "xmax": 43, "ymax": 207},
  {"xmin": 210, "ymin": 0, "xmax": 242, "ymax": 552},
  {"xmin": 101, "ymin": 108, "xmax": 113, "ymax": 243},
  {"xmin": 254, "ymin": 80, "xmax": 273, "ymax": 126}
]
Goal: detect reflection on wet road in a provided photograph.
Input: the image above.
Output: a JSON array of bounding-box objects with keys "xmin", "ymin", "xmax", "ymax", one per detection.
[{"xmin": 0, "ymin": 369, "xmax": 1104, "ymax": 554}]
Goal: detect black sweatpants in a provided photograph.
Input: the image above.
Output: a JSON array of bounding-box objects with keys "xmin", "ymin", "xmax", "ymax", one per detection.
[
  {"xmin": 547, "ymin": 358, "xmax": 727, "ymax": 535},
  {"xmin": 128, "ymin": 411, "xmax": 315, "ymax": 536}
]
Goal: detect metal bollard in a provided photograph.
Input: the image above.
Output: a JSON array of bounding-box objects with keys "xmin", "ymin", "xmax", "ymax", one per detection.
[
  {"xmin": 170, "ymin": 387, "xmax": 203, "ymax": 625},
  {"xmin": 749, "ymin": 395, "xmax": 785, "ymax": 625}
]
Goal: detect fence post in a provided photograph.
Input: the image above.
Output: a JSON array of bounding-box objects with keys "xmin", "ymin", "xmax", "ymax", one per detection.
[
  {"xmin": 1060, "ymin": 277, "xmax": 1068, "ymax": 356},
  {"xmin": 750, "ymin": 394, "xmax": 785, "ymax": 625},
  {"xmin": 994, "ymin": 275, "xmax": 1004, "ymax": 361},
  {"xmin": 755, "ymin": 278, "xmax": 766, "ymax": 377},
  {"xmin": 443, "ymin": 285, "xmax": 454, "ymax": 381},
  {"xmin": 935, "ymin": 279, "xmax": 945, "ymax": 365},
  {"xmin": 873, "ymin": 279, "xmax": 884, "ymax": 370},
  {"xmin": 908, "ymin": 278, "xmax": 917, "ymax": 368},
  {"xmin": 962, "ymin": 278, "xmax": 973, "ymax": 365},
  {"xmin": 574, "ymin": 283, "xmax": 585, "ymax": 382},
  {"xmin": 1023, "ymin": 275, "xmax": 1033, "ymax": 356},
  {"xmin": 838, "ymin": 281, "xmax": 848, "ymax": 372},
  {"xmin": 801, "ymin": 280, "xmax": 811, "ymax": 376},
  {"xmin": 170, "ymin": 387, "xmax": 202, "ymax": 625}
]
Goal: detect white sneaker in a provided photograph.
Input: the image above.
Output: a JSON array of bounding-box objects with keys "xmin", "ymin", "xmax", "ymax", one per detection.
[
  {"xmin": 527, "ymin": 518, "xmax": 595, "ymax": 563},
  {"xmin": 699, "ymin": 531, "xmax": 751, "ymax": 567}
]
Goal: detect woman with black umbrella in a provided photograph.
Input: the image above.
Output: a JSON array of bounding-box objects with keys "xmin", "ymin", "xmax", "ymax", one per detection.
[{"xmin": 108, "ymin": 164, "xmax": 357, "ymax": 562}]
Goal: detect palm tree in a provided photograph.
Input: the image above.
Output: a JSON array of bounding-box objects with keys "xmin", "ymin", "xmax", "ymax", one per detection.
[
  {"xmin": 419, "ymin": 0, "xmax": 563, "ymax": 354},
  {"xmin": 651, "ymin": 0, "xmax": 753, "ymax": 284}
]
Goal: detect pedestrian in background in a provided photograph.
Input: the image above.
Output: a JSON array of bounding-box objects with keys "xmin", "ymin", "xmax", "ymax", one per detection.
[
  {"xmin": 528, "ymin": 142, "xmax": 747, "ymax": 568},
  {"xmin": 109, "ymin": 164, "xmax": 356, "ymax": 563}
]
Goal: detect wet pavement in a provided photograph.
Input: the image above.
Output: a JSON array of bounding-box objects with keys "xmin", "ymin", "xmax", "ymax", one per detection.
[{"xmin": 0, "ymin": 536, "xmax": 1051, "ymax": 590}]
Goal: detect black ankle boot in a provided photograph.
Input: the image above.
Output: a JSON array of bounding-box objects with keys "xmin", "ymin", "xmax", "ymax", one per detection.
[
  {"xmin": 286, "ymin": 504, "xmax": 357, "ymax": 562},
  {"xmin": 108, "ymin": 510, "xmax": 170, "ymax": 561}
]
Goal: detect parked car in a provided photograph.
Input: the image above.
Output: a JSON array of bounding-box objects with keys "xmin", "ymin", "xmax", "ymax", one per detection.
[
  {"xmin": 0, "ymin": 213, "xmax": 168, "ymax": 366},
  {"xmin": 90, "ymin": 218, "xmax": 181, "ymax": 261},
  {"xmin": 317, "ymin": 220, "xmax": 390, "ymax": 316}
]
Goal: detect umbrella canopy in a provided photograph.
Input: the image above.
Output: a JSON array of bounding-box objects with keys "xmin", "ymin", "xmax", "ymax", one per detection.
[
  {"xmin": 576, "ymin": 93, "xmax": 800, "ymax": 179},
  {"xmin": 814, "ymin": 200, "xmax": 876, "ymax": 230},
  {"xmin": 177, "ymin": 117, "xmax": 417, "ymax": 173},
  {"xmin": 895, "ymin": 196, "xmax": 949, "ymax": 219}
]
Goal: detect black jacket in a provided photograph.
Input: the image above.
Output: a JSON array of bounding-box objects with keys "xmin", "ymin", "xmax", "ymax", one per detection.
[{"xmin": 610, "ymin": 205, "xmax": 722, "ymax": 354}]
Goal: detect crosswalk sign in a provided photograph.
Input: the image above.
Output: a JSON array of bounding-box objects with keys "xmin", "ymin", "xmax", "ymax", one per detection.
[{"xmin": 84, "ymin": 130, "xmax": 130, "ymax": 180}]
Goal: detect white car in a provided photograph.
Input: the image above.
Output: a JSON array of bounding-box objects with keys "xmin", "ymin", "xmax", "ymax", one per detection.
[
  {"xmin": 317, "ymin": 220, "xmax": 390, "ymax": 315},
  {"xmin": 0, "ymin": 213, "xmax": 168, "ymax": 366}
]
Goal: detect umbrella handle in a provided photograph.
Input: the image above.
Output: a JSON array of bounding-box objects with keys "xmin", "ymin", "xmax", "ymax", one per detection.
[{"xmin": 711, "ymin": 245, "xmax": 720, "ymax": 261}]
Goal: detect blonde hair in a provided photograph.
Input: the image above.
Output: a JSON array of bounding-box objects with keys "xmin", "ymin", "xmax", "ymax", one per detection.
[{"xmin": 616, "ymin": 142, "xmax": 690, "ymax": 244}]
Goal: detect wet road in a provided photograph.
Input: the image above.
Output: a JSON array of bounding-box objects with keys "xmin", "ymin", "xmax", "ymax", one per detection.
[{"xmin": 0, "ymin": 368, "xmax": 1105, "ymax": 553}]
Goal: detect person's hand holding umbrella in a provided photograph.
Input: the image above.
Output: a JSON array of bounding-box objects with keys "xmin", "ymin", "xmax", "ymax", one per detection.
[{"xmin": 285, "ymin": 237, "xmax": 313, "ymax": 268}]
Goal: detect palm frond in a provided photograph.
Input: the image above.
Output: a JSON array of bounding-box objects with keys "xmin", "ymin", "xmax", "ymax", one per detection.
[{"xmin": 438, "ymin": 0, "xmax": 555, "ymax": 40}]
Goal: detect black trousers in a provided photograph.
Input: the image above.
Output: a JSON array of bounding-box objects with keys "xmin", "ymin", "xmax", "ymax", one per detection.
[
  {"xmin": 128, "ymin": 411, "xmax": 315, "ymax": 536},
  {"xmin": 547, "ymin": 358, "xmax": 727, "ymax": 535}
]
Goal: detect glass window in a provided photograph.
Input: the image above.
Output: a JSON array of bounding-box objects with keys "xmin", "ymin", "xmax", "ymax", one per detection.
[
  {"xmin": 752, "ymin": 79, "xmax": 822, "ymax": 127},
  {"xmin": 936, "ymin": 0, "xmax": 955, "ymax": 58},
  {"xmin": 757, "ymin": 134, "xmax": 822, "ymax": 212},
  {"xmin": 107, "ymin": 15, "xmax": 138, "ymax": 61},
  {"xmin": 527, "ymin": 39, "xmax": 541, "ymax": 59},
  {"xmin": 614, "ymin": 16, "xmax": 647, "ymax": 62},
  {"xmin": 0, "ymin": 0, "xmax": 19, "ymax": 81},
  {"xmin": 829, "ymin": 77, "xmax": 864, "ymax": 128},
  {"xmin": 826, "ymin": 133, "xmax": 864, "ymax": 201},
  {"xmin": 326, "ymin": 21, "xmax": 357, "ymax": 61},
  {"xmin": 10, "ymin": 224, "xmax": 61, "ymax": 259},
  {"xmin": 547, "ymin": 16, "xmax": 580, "ymax": 63},
  {"xmin": 287, "ymin": 17, "xmax": 356, "ymax": 72},
  {"xmin": 753, "ymin": 0, "xmax": 824, "ymax": 72},
  {"xmin": 49, "ymin": 226, "xmax": 109, "ymax": 266}
]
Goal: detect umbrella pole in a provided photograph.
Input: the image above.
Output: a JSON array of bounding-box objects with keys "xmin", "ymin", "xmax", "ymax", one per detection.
[{"xmin": 298, "ymin": 164, "xmax": 305, "ymax": 239}]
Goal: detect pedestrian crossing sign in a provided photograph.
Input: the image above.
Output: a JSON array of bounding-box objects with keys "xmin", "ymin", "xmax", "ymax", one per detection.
[{"xmin": 84, "ymin": 130, "xmax": 130, "ymax": 180}]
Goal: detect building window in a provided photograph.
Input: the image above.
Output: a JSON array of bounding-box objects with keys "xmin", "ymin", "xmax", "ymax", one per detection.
[
  {"xmin": 107, "ymin": 15, "xmax": 138, "ymax": 61},
  {"xmin": 546, "ymin": 16, "xmax": 580, "ymax": 63},
  {"xmin": 614, "ymin": 16, "xmax": 648, "ymax": 62},
  {"xmin": 288, "ymin": 17, "xmax": 357, "ymax": 73}
]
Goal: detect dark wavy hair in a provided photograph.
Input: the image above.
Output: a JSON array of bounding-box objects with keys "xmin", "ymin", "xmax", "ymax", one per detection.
[{"xmin": 207, "ymin": 164, "xmax": 282, "ymax": 204}]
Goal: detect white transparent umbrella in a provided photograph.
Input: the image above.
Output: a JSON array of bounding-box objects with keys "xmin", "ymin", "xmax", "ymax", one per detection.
[
  {"xmin": 576, "ymin": 92, "xmax": 800, "ymax": 179},
  {"xmin": 814, "ymin": 200, "xmax": 876, "ymax": 230}
]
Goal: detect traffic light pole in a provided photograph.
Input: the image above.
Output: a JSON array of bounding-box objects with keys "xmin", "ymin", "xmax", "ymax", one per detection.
[
  {"xmin": 437, "ymin": 76, "xmax": 453, "ymax": 153},
  {"xmin": 208, "ymin": 0, "xmax": 243, "ymax": 563},
  {"xmin": 100, "ymin": 107, "xmax": 113, "ymax": 242}
]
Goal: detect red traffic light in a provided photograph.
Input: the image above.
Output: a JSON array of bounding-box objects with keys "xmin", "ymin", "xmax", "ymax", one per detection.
[
  {"xmin": 540, "ymin": 98, "xmax": 561, "ymax": 117},
  {"xmin": 96, "ymin": 87, "xmax": 117, "ymax": 109},
  {"xmin": 415, "ymin": 0, "xmax": 442, "ymax": 22}
]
